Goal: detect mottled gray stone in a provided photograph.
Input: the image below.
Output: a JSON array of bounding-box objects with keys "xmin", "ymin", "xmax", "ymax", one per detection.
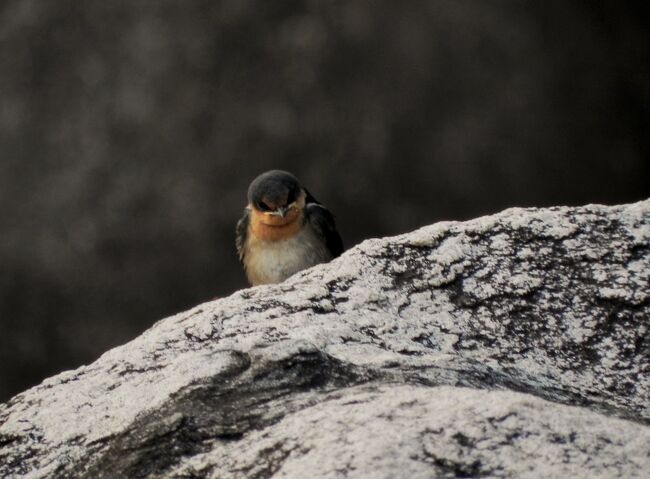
[{"xmin": 1, "ymin": 200, "xmax": 648, "ymax": 478}]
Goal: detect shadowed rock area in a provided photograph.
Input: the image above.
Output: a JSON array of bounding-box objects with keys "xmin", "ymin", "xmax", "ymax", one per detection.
[{"xmin": 1, "ymin": 200, "xmax": 649, "ymax": 478}]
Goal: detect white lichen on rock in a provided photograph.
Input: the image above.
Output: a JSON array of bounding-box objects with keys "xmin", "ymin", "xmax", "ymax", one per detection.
[{"xmin": 1, "ymin": 199, "xmax": 648, "ymax": 478}]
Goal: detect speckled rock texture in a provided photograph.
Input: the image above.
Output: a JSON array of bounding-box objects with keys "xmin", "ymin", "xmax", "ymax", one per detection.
[{"xmin": 1, "ymin": 200, "xmax": 649, "ymax": 478}]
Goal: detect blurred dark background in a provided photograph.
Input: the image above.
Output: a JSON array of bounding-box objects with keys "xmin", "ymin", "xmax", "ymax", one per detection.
[{"xmin": 1, "ymin": 0, "xmax": 648, "ymax": 402}]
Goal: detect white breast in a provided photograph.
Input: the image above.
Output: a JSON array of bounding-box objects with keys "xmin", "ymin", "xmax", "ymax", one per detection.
[{"xmin": 245, "ymin": 225, "xmax": 331, "ymax": 285}]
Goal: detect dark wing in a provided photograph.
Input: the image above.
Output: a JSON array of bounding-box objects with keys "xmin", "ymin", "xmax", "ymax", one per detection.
[
  {"xmin": 235, "ymin": 207, "xmax": 250, "ymax": 263},
  {"xmin": 305, "ymin": 203, "xmax": 344, "ymax": 258}
]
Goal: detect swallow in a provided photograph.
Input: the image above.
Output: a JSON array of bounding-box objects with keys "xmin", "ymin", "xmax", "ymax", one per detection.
[{"xmin": 236, "ymin": 170, "xmax": 343, "ymax": 286}]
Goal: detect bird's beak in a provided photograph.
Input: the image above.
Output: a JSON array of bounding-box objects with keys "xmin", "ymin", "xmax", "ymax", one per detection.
[{"xmin": 271, "ymin": 206, "xmax": 288, "ymax": 218}]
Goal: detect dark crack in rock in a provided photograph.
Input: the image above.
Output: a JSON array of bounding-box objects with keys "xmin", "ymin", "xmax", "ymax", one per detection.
[{"xmin": 1, "ymin": 200, "xmax": 649, "ymax": 478}]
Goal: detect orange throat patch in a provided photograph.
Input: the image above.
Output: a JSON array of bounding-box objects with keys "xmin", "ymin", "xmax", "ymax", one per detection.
[{"xmin": 249, "ymin": 207, "xmax": 302, "ymax": 242}]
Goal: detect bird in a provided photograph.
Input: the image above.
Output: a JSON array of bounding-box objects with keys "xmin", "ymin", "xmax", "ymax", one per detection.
[{"xmin": 236, "ymin": 170, "xmax": 343, "ymax": 286}]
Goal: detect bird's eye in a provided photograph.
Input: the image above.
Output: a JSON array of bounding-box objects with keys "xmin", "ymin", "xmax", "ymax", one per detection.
[
  {"xmin": 258, "ymin": 201, "xmax": 270, "ymax": 211},
  {"xmin": 287, "ymin": 188, "xmax": 297, "ymax": 204}
]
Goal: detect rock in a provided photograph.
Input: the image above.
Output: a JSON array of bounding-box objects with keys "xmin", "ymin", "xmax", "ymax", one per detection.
[{"xmin": 1, "ymin": 200, "xmax": 649, "ymax": 478}]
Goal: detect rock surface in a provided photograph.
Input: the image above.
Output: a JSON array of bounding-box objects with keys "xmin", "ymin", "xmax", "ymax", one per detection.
[{"xmin": 1, "ymin": 200, "xmax": 649, "ymax": 478}]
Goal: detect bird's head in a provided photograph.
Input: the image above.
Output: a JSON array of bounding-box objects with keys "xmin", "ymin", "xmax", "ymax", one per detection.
[{"xmin": 247, "ymin": 170, "xmax": 306, "ymax": 226}]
